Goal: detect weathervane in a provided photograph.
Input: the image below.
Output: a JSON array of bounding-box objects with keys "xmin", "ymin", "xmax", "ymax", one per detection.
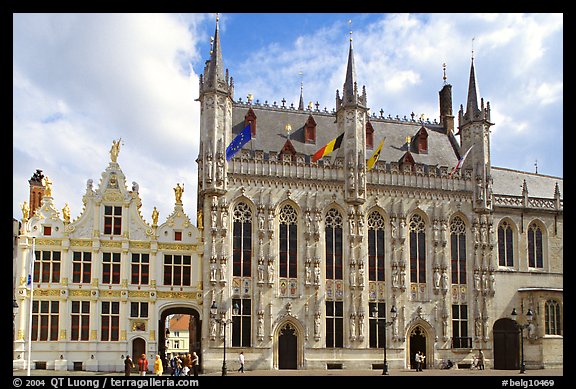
[
  {"xmin": 471, "ymin": 37, "xmax": 475, "ymax": 61},
  {"xmin": 442, "ymin": 62, "xmax": 447, "ymax": 84}
]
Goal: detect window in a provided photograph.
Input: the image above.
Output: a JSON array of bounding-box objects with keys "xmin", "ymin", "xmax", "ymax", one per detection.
[
  {"xmin": 545, "ymin": 300, "xmax": 562, "ymax": 335},
  {"xmin": 31, "ymin": 300, "xmax": 59, "ymax": 341},
  {"xmin": 71, "ymin": 301, "xmax": 90, "ymax": 341},
  {"xmin": 174, "ymin": 231, "xmax": 182, "ymax": 241},
  {"xmin": 528, "ymin": 223, "xmax": 544, "ymax": 269},
  {"xmin": 325, "ymin": 300, "xmax": 344, "ymax": 348},
  {"xmin": 245, "ymin": 108, "xmax": 257, "ymax": 137},
  {"xmin": 131, "ymin": 253, "xmax": 149, "ymax": 285},
  {"xmin": 72, "ymin": 251, "xmax": 92, "ymax": 284},
  {"xmin": 409, "ymin": 214, "xmax": 426, "ymax": 283},
  {"xmin": 325, "ymin": 209, "xmax": 343, "ymax": 280},
  {"xmin": 232, "ymin": 298, "xmax": 251, "ymax": 347},
  {"xmin": 498, "ymin": 221, "xmax": 514, "ymax": 267},
  {"xmin": 173, "ymin": 340, "xmax": 180, "ymax": 349},
  {"xmin": 368, "ymin": 302, "xmax": 385, "ymax": 348},
  {"xmin": 279, "ymin": 204, "xmax": 298, "ymax": 278},
  {"xmin": 43, "ymin": 226, "xmax": 52, "ymax": 236},
  {"xmin": 450, "ymin": 217, "xmax": 467, "ymax": 284},
  {"xmin": 101, "ymin": 301, "xmax": 120, "ymax": 341},
  {"xmin": 33, "ymin": 250, "xmax": 61, "ymax": 284},
  {"xmin": 163, "ymin": 254, "xmax": 192, "ymax": 286},
  {"xmin": 102, "ymin": 252, "xmax": 121, "ymax": 285},
  {"xmin": 305, "ymin": 114, "xmax": 317, "ymax": 144},
  {"xmin": 130, "ymin": 302, "xmax": 149, "ymax": 318},
  {"xmin": 104, "ymin": 205, "xmax": 122, "ymax": 235},
  {"xmin": 368, "ymin": 211, "xmax": 385, "ymax": 282},
  {"xmin": 233, "ymin": 202, "xmax": 252, "ymax": 277},
  {"xmin": 452, "ymin": 304, "xmax": 471, "ymax": 348}
]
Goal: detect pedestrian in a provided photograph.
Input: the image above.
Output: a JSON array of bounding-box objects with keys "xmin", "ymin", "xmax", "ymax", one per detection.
[
  {"xmin": 138, "ymin": 354, "xmax": 149, "ymax": 376},
  {"xmin": 420, "ymin": 352, "xmax": 426, "ymax": 371},
  {"xmin": 124, "ymin": 355, "xmax": 135, "ymax": 376},
  {"xmin": 238, "ymin": 351, "xmax": 245, "ymax": 373},
  {"xmin": 191, "ymin": 352, "xmax": 200, "ymax": 377},
  {"xmin": 154, "ymin": 354, "xmax": 163, "ymax": 376},
  {"xmin": 414, "ymin": 351, "xmax": 420, "ymax": 371},
  {"xmin": 183, "ymin": 353, "xmax": 191, "ymax": 375},
  {"xmin": 478, "ymin": 349, "xmax": 485, "ymax": 370}
]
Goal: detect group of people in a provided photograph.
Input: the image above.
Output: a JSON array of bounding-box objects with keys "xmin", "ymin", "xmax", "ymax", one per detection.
[
  {"xmin": 123, "ymin": 352, "xmax": 200, "ymax": 376},
  {"xmin": 414, "ymin": 351, "xmax": 426, "ymax": 371},
  {"xmin": 169, "ymin": 352, "xmax": 200, "ymax": 376},
  {"xmin": 471, "ymin": 349, "xmax": 485, "ymax": 370}
]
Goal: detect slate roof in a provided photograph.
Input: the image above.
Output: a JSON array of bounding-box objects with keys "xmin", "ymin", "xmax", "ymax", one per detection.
[
  {"xmin": 491, "ymin": 167, "xmax": 563, "ymax": 200},
  {"xmin": 231, "ymin": 104, "xmax": 460, "ymax": 168}
]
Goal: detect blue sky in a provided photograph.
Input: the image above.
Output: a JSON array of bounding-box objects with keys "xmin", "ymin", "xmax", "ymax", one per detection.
[{"xmin": 13, "ymin": 13, "xmax": 563, "ymax": 224}]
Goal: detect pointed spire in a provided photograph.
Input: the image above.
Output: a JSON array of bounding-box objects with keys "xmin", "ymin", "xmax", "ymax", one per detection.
[
  {"xmin": 205, "ymin": 13, "xmax": 227, "ymax": 93},
  {"xmin": 465, "ymin": 56, "xmax": 481, "ymax": 118},
  {"xmin": 342, "ymin": 21, "xmax": 357, "ymax": 105},
  {"xmin": 298, "ymin": 71, "xmax": 304, "ymax": 110}
]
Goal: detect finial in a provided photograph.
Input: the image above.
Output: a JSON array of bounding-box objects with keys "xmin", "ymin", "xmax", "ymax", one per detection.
[
  {"xmin": 247, "ymin": 93, "xmax": 253, "ymax": 104},
  {"xmin": 285, "ymin": 124, "xmax": 292, "ymax": 139},
  {"xmin": 216, "ymin": 13, "xmax": 219, "ymax": 26},
  {"xmin": 471, "ymin": 37, "xmax": 475, "ymax": 61},
  {"xmin": 348, "ymin": 19, "xmax": 352, "ymax": 41},
  {"xmin": 442, "ymin": 62, "xmax": 447, "ymax": 84},
  {"xmin": 210, "ymin": 36, "xmax": 214, "ymax": 55},
  {"xmin": 406, "ymin": 136, "xmax": 411, "ymax": 145},
  {"xmin": 534, "ymin": 159, "xmax": 538, "ymax": 174}
]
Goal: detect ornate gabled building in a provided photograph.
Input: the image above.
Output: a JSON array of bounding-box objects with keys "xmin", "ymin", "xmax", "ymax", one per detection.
[
  {"xmin": 196, "ymin": 18, "xmax": 562, "ymax": 372},
  {"xmin": 13, "ymin": 17, "xmax": 562, "ymax": 373},
  {"xmin": 13, "ymin": 147, "xmax": 203, "ymax": 372}
]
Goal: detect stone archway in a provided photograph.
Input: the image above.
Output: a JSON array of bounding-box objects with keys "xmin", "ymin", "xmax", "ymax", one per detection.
[
  {"xmin": 132, "ymin": 337, "xmax": 146, "ymax": 362},
  {"xmin": 273, "ymin": 318, "xmax": 304, "ymax": 370},
  {"xmin": 159, "ymin": 305, "xmax": 201, "ymax": 371},
  {"xmin": 493, "ymin": 318, "xmax": 519, "ymax": 370},
  {"xmin": 406, "ymin": 320, "xmax": 434, "ymax": 369}
]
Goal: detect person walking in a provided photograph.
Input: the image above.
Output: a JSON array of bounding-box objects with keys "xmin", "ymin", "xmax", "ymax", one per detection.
[
  {"xmin": 124, "ymin": 355, "xmax": 135, "ymax": 376},
  {"xmin": 138, "ymin": 354, "xmax": 149, "ymax": 376},
  {"xmin": 414, "ymin": 352, "xmax": 421, "ymax": 371},
  {"xmin": 478, "ymin": 349, "xmax": 485, "ymax": 370},
  {"xmin": 191, "ymin": 351, "xmax": 200, "ymax": 377},
  {"xmin": 154, "ymin": 354, "xmax": 163, "ymax": 376},
  {"xmin": 238, "ymin": 351, "xmax": 245, "ymax": 373}
]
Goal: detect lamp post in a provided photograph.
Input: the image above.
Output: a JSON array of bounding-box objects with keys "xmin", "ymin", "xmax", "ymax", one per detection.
[
  {"xmin": 371, "ymin": 304, "xmax": 397, "ymax": 375},
  {"xmin": 511, "ymin": 307, "xmax": 533, "ymax": 374},
  {"xmin": 13, "ymin": 299, "xmax": 18, "ymax": 352},
  {"xmin": 210, "ymin": 301, "xmax": 239, "ymax": 376}
]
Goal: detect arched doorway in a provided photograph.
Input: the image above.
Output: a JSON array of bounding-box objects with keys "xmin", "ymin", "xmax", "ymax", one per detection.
[
  {"xmin": 493, "ymin": 318, "xmax": 519, "ymax": 369},
  {"xmin": 409, "ymin": 326, "xmax": 427, "ymax": 369},
  {"xmin": 132, "ymin": 337, "xmax": 146, "ymax": 361},
  {"xmin": 159, "ymin": 306, "xmax": 201, "ymax": 371},
  {"xmin": 278, "ymin": 322, "xmax": 297, "ymax": 369}
]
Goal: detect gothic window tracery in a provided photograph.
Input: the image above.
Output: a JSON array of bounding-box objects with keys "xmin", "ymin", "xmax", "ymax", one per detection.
[
  {"xmin": 450, "ymin": 216, "xmax": 466, "ymax": 285},
  {"xmin": 498, "ymin": 221, "xmax": 514, "ymax": 267},
  {"xmin": 279, "ymin": 204, "xmax": 298, "ymax": 279},
  {"xmin": 233, "ymin": 202, "xmax": 253, "ymax": 277},
  {"xmin": 409, "ymin": 214, "xmax": 426, "ymax": 284},
  {"xmin": 545, "ymin": 299, "xmax": 562, "ymax": 336},
  {"xmin": 528, "ymin": 222, "xmax": 544, "ymax": 269},
  {"xmin": 368, "ymin": 211, "xmax": 385, "ymax": 282},
  {"xmin": 325, "ymin": 208, "xmax": 343, "ymax": 281}
]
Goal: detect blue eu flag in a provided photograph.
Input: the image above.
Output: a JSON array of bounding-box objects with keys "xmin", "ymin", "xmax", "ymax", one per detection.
[{"xmin": 226, "ymin": 124, "xmax": 252, "ymax": 161}]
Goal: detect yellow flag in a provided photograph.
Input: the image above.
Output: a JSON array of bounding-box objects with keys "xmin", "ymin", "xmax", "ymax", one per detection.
[{"xmin": 367, "ymin": 138, "xmax": 385, "ymax": 170}]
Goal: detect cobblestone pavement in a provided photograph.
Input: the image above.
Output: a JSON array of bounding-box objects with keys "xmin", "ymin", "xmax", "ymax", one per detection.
[{"xmin": 13, "ymin": 367, "xmax": 563, "ymax": 376}]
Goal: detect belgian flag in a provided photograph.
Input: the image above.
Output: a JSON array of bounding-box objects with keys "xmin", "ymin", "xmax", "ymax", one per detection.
[{"xmin": 311, "ymin": 132, "xmax": 344, "ymax": 162}]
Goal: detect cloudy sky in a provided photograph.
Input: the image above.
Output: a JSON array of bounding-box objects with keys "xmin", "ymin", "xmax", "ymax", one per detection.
[{"xmin": 13, "ymin": 13, "xmax": 563, "ymax": 225}]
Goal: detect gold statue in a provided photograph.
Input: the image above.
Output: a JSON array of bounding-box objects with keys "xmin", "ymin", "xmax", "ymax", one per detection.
[
  {"xmin": 21, "ymin": 201, "xmax": 29, "ymax": 220},
  {"xmin": 62, "ymin": 203, "xmax": 71, "ymax": 223},
  {"xmin": 197, "ymin": 209, "xmax": 203, "ymax": 230},
  {"xmin": 110, "ymin": 138, "xmax": 122, "ymax": 163},
  {"xmin": 152, "ymin": 207, "xmax": 159, "ymax": 225},
  {"xmin": 43, "ymin": 176, "xmax": 53, "ymax": 197},
  {"xmin": 174, "ymin": 183, "xmax": 184, "ymax": 204}
]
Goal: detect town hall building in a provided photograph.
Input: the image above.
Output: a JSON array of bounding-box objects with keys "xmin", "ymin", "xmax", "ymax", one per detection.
[{"xmin": 13, "ymin": 17, "xmax": 562, "ymax": 373}]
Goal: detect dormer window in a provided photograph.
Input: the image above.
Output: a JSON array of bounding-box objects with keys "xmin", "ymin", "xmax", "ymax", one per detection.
[
  {"xmin": 414, "ymin": 126, "xmax": 428, "ymax": 154},
  {"xmin": 104, "ymin": 206, "xmax": 122, "ymax": 236},
  {"xmin": 305, "ymin": 115, "xmax": 317, "ymax": 144},
  {"xmin": 245, "ymin": 108, "xmax": 257, "ymax": 137},
  {"xmin": 366, "ymin": 121, "xmax": 374, "ymax": 149}
]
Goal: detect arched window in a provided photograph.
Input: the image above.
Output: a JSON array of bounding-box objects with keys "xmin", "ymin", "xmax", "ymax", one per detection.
[
  {"xmin": 498, "ymin": 221, "xmax": 514, "ymax": 267},
  {"xmin": 233, "ymin": 202, "xmax": 252, "ymax": 277},
  {"xmin": 279, "ymin": 204, "xmax": 298, "ymax": 278},
  {"xmin": 367, "ymin": 211, "xmax": 385, "ymax": 282},
  {"xmin": 325, "ymin": 208, "xmax": 343, "ymax": 280},
  {"xmin": 545, "ymin": 300, "xmax": 562, "ymax": 335},
  {"xmin": 450, "ymin": 216, "xmax": 466, "ymax": 284},
  {"xmin": 409, "ymin": 214, "xmax": 426, "ymax": 283},
  {"xmin": 527, "ymin": 222, "xmax": 544, "ymax": 269}
]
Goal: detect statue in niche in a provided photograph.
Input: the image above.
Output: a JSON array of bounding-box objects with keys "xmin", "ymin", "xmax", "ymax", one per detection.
[
  {"xmin": 314, "ymin": 312, "xmax": 321, "ymax": 338},
  {"xmin": 348, "ymin": 214, "xmax": 356, "ymax": 235},
  {"xmin": 489, "ymin": 272, "xmax": 495, "ymax": 291},
  {"xmin": 477, "ymin": 179, "xmax": 484, "ymax": 200},
  {"xmin": 433, "ymin": 268, "xmax": 441, "ymax": 289},
  {"xmin": 267, "ymin": 209, "xmax": 275, "ymax": 232},
  {"xmin": 474, "ymin": 271, "xmax": 481, "ymax": 291},
  {"xmin": 475, "ymin": 317, "xmax": 482, "ymax": 337},
  {"xmin": 314, "ymin": 264, "xmax": 321, "ymax": 285},
  {"xmin": 305, "ymin": 264, "xmax": 312, "ymax": 285},
  {"xmin": 348, "ymin": 166, "xmax": 355, "ymax": 191},
  {"xmin": 220, "ymin": 207, "xmax": 229, "ymax": 230},
  {"xmin": 209, "ymin": 317, "xmax": 217, "ymax": 339},
  {"xmin": 216, "ymin": 152, "xmax": 224, "ymax": 184},
  {"xmin": 211, "ymin": 207, "xmax": 218, "ymax": 230},
  {"xmin": 400, "ymin": 267, "xmax": 406, "ymax": 288},
  {"xmin": 441, "ymin": 271, "xmax": 449, "ymax": 291},
  {"xmin": 349, "ymin": 266, "xmax": 356, "ymax": 287},
  {"xmin": 220, "ymin": 260, "xmax": 227, "ymax": 282},
  {"xmin": 258, "ymin": 210, "xmax": 265, "ymax": 231},
  {"xmin": 482, "ymin": 271, "xmax": 489, "ymax": 291},
  {"xmin": 257, "ymin": 314, "xmax": 264, "ymax": 339},
  {"xmin": 392, "ymin": 266, "xmax": 399, "ymax": 288},
  {"xmin": 358, "ymin": 313, "xmax": 365, "ymax": 338},
  {"xmin": 357, "ymin": 214, "xmax": 364, "ymax": 236},
  {"xmin": 206, "ymin": 153, "xmax": 213, "ymax": 183},
  {"xmin": 357, "ymin": 262, "xmax": 365, "ymax": 288},
  {"xmin": 210, "ymin": 260, "xmax": 217, "ymax": 282},
  {"xmin": 350, "ymin": 314, "xmax": 356, "ymax": 339},
  {"xmin": 257, "ymin": 258, "xmax": 265, "ymax": 283},
  {"xmin": 267, "ymin": 260, "xmax": 275, "ymax": 284},
  {"xmin": 305, "ymin": 210, "xmax": 312, "ymax": 235}
]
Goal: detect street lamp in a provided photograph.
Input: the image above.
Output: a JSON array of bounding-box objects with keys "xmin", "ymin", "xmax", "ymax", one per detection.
[
  {"xmin": 511, "ymin": 307, "xmax": 533, "ymax": 374},
  {"xmin": 210, "ymin": 301, "xmax": 239, "ymax": 376},
  {"xmin": 371, "ymin": 304, "xmax": 397, "ymax": 375}
]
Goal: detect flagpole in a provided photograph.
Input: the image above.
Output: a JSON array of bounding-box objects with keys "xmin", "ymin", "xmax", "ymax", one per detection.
[{"xmin": 27, "ymin": 237, "xmax": 35, "ymax": 376}]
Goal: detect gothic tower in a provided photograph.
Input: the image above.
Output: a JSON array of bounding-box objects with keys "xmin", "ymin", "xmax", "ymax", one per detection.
[
  {"xmin": 335, "ymin": 32, "xmax": 368, "ymax": 206},
  {"xmin": 457, "ymin": 57, "xmax": 494, "ymax": 212}
]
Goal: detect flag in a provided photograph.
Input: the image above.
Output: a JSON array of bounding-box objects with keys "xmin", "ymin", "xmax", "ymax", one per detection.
[
  {"xmin": 449, "ymin": 145, "xmax": 474, "ymax": 178},
  {"xmin": 226, "ymin": 124, "xmax": 252, "ymax": 161},
  {"xmin": 366, "ymin": 138, "xmax": 385, "ymax": 171},
  {"xmin": 27, "ymin": 243, "xmax": 36, "ymax": 288},
  {"xmin": 312, "ymin": 132, "xmax": 344, "ymax": 162}
]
